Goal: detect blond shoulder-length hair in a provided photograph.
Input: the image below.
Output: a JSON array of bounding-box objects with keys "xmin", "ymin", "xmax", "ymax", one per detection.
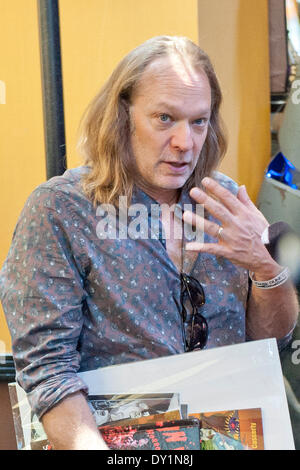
[{"xmin": 77, "ymin": 36, "xmax": 227, "ymax": 206}]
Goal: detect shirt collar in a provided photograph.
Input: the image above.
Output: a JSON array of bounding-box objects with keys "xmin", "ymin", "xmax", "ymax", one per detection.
[{"xmin": 131, "ymin": 185, "xmax": 195, "ymax": 212}]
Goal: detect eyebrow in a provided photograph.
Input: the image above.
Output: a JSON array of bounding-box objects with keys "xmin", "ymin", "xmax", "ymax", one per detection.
[{"xmin": 153, "ymin": 101, "xmax": 211, "ymax": 118}]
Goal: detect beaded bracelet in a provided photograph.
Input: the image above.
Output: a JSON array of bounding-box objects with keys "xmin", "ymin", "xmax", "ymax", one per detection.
[{"xmin": 249, "ymin": 267, "xmax": 290, "ymax": 289}]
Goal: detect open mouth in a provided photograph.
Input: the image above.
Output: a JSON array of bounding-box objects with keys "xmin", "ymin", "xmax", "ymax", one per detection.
[
  {"xmin": 164, "ymin": 161, "xmax": 189, "ymax": 172},
  {"xmin": 168, "ymin": 162, "xmax": 186, "ymax": 166}
]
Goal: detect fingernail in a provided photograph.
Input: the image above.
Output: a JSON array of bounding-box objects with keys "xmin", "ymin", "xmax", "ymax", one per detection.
[
  {"xmin": 190, "ymin": 187, "xmax": 202, "ymax": 198},
  {"xmin": 202, "ymin": 177, "xmax": 210, "ymax": 186}
]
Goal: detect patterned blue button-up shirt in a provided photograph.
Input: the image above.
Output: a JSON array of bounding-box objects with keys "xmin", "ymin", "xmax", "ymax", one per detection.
[{"xmin": 0, "ymin": 167, "xmax": 249, "ymax": 418}]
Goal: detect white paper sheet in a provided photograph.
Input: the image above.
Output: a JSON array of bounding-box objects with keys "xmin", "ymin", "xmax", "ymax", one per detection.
[{"xmin": 79, "ymin": 338, "xmax": 295, "ymax": 450}]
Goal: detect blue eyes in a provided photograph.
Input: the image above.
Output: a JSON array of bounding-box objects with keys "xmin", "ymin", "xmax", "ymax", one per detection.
[
  {"xmin": 158, "ymin": 114, "xmax": 207, "ymax": 126},
  {"xmin": 194, "ymin": 118, "xmax": 206, "ymax": 126},
  {"xmin": 159, "ymin": 114, "xmax": 170, "ymax": 122}
]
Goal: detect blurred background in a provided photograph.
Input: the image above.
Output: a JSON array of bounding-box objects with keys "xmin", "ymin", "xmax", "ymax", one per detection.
[{"xmin": 0, "ymin": 0, "xmax": 299, "ymax": 449}]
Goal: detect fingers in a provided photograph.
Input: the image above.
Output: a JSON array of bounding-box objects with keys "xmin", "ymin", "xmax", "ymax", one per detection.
[
  {"xmin": 183, "ymin": 210, "xmax": 222, "ymax": 240},
  {"xmin": 185, "ymin": 241, "xmax": 228, "ymax": 257},
  {"xmin": 191, "ymin": 177, "xmax": 243, "ymax": 216},
  {"xmin": 185, "ymin": 178, "xmax": 271, "ymax": 269},
  {"xmin": 237, "ymin": 185, "xmax": 248, "ymax": 204},
  {"xmin": 189, "ymin": 187, "xmax": 231, "ymax": 225},
  {"xmin": 237, "ymin": 184, "xmax": 270, "ymax": 230},
  {"xmin": 237, "ymin": 184, "xmax": 256, "ymax": 209}
]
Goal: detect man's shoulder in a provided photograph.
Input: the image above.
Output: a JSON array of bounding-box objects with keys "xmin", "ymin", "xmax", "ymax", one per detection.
[
  {"xmin": 25, "ymin": 166, "xmax": 92, "ymax": 214},
  {"xmin": 38, "ymin": 166, "xmax": 88, "ymax": 192},
  {"xmin": 31, "ymin": 166, "xmax": 90, "ymax": 200},
  {"xmin": 211, "ymin": 171, "xmax": 239, "ymax": 196}
]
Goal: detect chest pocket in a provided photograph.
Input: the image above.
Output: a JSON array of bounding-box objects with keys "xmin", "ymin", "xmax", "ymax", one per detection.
[{"xmin": 191, "ymin": 253, "xmax": 249, "ymax": 317}]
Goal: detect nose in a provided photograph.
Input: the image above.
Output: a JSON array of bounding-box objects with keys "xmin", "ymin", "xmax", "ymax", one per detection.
[{"xmin": 170, "ymin": 121, "xmax": 194, "ymax": 152}]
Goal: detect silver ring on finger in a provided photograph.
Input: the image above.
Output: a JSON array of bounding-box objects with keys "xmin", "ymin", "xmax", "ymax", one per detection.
[{"xmin": 217, "ymin": 226, "xmax": 224, "ymax": 240}]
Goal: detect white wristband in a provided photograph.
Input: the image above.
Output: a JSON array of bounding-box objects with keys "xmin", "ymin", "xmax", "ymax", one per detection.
[{"xmin": 249, "ymin": 267, "xmax": 290, "ymax": 289}]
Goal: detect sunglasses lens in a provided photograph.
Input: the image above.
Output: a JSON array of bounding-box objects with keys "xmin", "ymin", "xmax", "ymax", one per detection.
[
  {"xmin": 180, "ymin": 274, "xmax": 208, "ymax": 351},
  {"xmin": 190, "ymin": 287, "xmax": 205, "ymax": 306},
  {"xmin": 182, "ymin": 276, "xmax": 205, "ymax": 307},
  {"xmin": 190, "ymin": 312, "xmax": 208, "ymax": 350}
]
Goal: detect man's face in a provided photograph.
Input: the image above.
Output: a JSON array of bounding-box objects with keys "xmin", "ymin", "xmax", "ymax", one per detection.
[{"xmin": 129, "ymin": 55, "xmax": 212, "ymax": 203}]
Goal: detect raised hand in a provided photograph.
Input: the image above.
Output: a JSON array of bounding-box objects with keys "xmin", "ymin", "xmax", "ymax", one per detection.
[{"xmin": 183, "ymin": 177, "xmax": 278, "ymax": 276}]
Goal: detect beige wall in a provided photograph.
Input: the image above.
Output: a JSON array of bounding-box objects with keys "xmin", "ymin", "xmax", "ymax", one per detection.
[
  {"xmin": 0, "ymin": 0, "xmax": 271, "ymax": 350},
  {"xmin": 61, "ymin": 0, "xmax": 271, "ymax": 199},
  {"xmin": 0, "ymin": 0, "xmax": 199, "ymax": 352},
  {"xmin": 197, "ymin": 0, "xmax": 271, "ymax": 201},
  {"xmin": 59, "ymin": 0, "xmax": 199, "ymax": 169},
  {"xmin": 0, "ymin": 0, "xmax": 46, "ymax": 352}
]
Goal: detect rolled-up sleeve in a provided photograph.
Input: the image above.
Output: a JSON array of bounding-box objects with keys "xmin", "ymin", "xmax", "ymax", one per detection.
[{"xmin": 0, "ymin": 186, "xmax": 89, "ymax": 419}]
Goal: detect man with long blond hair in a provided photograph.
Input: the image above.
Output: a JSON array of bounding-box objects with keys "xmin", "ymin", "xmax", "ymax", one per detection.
[{"xmin": 1, "ymin": 36, "xmax": 298, "ymax": 449}]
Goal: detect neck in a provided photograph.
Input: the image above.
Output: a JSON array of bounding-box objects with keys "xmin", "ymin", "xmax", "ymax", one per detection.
[{"xmin": 137, "ymin": 183, "xmax": 180, "ymax": 206}]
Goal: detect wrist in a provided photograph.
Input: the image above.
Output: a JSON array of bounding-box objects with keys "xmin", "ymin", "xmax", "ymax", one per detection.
[
  {"xmin": 249, "ymin": 265, "xmax": 290, "ymax": 290},
  {"xmin": 251, "ymin": 260, "xmax": 282, "ymax": 282}
]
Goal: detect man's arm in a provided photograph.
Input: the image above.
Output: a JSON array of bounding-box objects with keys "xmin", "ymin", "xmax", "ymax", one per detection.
[
  {"xmin": 183, "ymin": 178, "xmax": 299, "ymax": 341},
  {"xmin": 245, "ymin": 260, "xmax": 298, "ymax": 341},
  {"xmin": 41, "ymin": 391, "xmax": 108, "ymax": 450},
  {"xmin": 0, "ymin": 187, "xmax": 109, "ymax": 446}
]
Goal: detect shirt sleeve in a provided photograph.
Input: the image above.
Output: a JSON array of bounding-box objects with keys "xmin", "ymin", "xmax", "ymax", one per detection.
[{"xmin": 0, "ymin": 186, "xmax": 89, "ymax": 419}]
